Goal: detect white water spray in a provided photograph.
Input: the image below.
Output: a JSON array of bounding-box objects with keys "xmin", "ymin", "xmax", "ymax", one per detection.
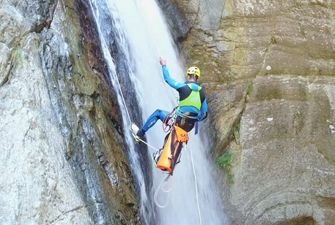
[{"xmin": 91, "ymin": 0, "xmax": 228, "ymax": 224}]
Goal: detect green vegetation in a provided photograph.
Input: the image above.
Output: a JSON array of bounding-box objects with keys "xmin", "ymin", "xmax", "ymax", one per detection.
[
  {"xmin": 216, "ymin": 152, "xmax": 234, "ymax": 184},
  {"xmin": 271, "ymin": 36, "xmax": 277, "ymax": 44},
  {"xmin": 233, "ymin": 120, "xmax": 241, "ymax": 143},
  {"xmin": 246, "ymin": 83, "xmax": 253, "ymax": 96}
]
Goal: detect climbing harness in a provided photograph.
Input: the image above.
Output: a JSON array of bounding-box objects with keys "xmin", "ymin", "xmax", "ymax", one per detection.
[{"xmin": 162, "ymin": 108, "xmax": 177, "ymax": 133}]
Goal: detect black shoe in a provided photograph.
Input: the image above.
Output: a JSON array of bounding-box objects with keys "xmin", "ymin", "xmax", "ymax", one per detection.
[
  {"xmin": 131, "ymin": 123, "xmax": 145, "ymax": 142},
  {"xmin": 136, "ymin": 130, "xmax": 145, "ymax": 140}
]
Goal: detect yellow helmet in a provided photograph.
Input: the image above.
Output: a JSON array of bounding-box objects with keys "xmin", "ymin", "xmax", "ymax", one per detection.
[{"xmin": 186, "ymin": 66, "xmax": 201, "ymax": 78}]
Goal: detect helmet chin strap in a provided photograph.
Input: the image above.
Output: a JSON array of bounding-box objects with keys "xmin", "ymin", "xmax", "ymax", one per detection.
[{"xmin": 187, "ymin": 75, "xmax": 198, "ymax": 82}]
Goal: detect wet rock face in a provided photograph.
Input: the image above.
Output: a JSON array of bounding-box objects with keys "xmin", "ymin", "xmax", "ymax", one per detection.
[
  {"xmin": 156, "ymin": 0, "xmax": 190, "ymax": 43},
  {"xmin": 0, "ymin": 0, "xmax": 139, "ymax": 224},
  {"xmin": 166, "ymin": 0, "xmax": 335, "ymax": 224}
]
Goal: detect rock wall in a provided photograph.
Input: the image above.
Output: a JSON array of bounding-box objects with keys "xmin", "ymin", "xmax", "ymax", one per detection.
[
  {"xmin": 0, "ymin": 0, "xmax": 139, "ymax": 224},
  {"xmin": 163, "ymin": 0, "xmax": 335, "ymax": 224}
]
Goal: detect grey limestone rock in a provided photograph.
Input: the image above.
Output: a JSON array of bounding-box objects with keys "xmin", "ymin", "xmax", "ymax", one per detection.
[{"xmin": 0, "ymin": 0, "xmax": 139, "ymax": 224}]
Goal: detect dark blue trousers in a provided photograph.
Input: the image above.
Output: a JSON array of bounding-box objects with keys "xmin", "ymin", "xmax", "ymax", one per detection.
[{"xmin": 141, "ymin": 109, "xmax": 169, "ymax": 134}]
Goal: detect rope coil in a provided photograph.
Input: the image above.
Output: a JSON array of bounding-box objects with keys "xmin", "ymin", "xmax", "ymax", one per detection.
[{"xmin": 154, "ymin": 175, "xmax": 173, "ymax": 208}]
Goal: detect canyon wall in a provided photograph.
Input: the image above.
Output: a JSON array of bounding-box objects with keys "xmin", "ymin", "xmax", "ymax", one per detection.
[{"xmin": 159, "ymin": 0, "xmax": 335, "ymax": 224}]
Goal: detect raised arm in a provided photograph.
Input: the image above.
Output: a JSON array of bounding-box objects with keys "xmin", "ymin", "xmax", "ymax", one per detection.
[{"xmin": 160, "ymin": 58, "xmax": 185, "ymax": 90}]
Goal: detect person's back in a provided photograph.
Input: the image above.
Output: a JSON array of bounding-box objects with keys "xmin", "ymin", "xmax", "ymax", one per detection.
[{"xmin": 171, "ymin": 82, "xmax": 206, "ymax": 131}]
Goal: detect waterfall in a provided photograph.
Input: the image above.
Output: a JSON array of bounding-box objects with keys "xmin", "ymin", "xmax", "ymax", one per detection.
[{"xmin": 89, "ymin": 0, "xmax": 228, "ymax": 224}]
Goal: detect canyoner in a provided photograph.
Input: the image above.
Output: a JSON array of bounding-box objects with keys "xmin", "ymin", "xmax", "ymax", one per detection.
[{"xmin": 131, "ymin": 57, "xmax": 208, "ymax": 176}]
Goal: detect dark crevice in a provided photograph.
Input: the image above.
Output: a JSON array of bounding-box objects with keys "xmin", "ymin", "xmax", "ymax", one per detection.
[
  {"xmin": 0, "ymin": 64, "xmax": 13, "ymax": 87},
  {"xmin": 0, "ymin": 50, "xmax": 15, "ymax": 87},
  {"xmin": 31, "ymin": 0, "xmax": 58, "ymax": 33},
  {"xmin": 224, "ymin": 110, "xmax": 244, "ymax": 150},
  {"xmin": 221, "ymin": 84, "xmax": 250, "ymax": 152},
  {"xmin": 49, "ymin": 205, "xmax": 86, "ymax": 224},
  {"xmin": 274, "ymin": 216, "xmax": 317, "ymax": 225},
  {"xmin": 32, "ymin": 19, "xmax": 53, "ymax": 33}
]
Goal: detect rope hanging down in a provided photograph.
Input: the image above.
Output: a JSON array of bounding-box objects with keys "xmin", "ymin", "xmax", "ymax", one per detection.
[
  {"xmin": 188, "ymin": 144, "xmax": 203, "ymax": 225},
  {"xmin": 111, "ymin": 63, "xmax": 132, "ymax": 123},
  {"xmin": 112, "ymin": 62, "xmax": 161, "ymax": 151},
  {"xmin": 130, "ymin": 131, "xmax": 161, "ymax": 151}
]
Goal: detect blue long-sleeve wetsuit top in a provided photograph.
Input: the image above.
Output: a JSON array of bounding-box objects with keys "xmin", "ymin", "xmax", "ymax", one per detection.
[{"xmin": 162, "ymin": 65, "xmax": 208, "ymax": 121}]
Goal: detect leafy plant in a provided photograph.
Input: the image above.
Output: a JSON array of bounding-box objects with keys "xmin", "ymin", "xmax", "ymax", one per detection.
[
  {"xmin": 216, "ymin": 152, "xmax": 232, "ymax": 169},
  {"xmin": 216, "ymin": 152, "xmax": 234, "ymax": 184}
]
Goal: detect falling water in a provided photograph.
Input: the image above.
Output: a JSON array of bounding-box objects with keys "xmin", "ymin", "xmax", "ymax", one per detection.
[{"xmin": 89, "ymin": 0, "xmax": 228, "ymax": 224}]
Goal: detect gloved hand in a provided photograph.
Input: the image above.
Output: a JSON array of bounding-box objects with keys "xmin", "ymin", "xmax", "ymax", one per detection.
[
  {"xmin": 197, "ymin": 112, "xmax": 208, "ymax": 121},
  {"xmin": 197, "ymin": 113, "xmax": 203, "ymax": 121}
]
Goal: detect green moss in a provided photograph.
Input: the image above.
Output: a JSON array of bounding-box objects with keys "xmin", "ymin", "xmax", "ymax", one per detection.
[
  {"xmin": 271, "ymin": 36, "xmax": 277, "ymax": 44},
  {"xmin": 246, "ymin": 83, "xmax": 253, "ymax": 96},
  {"xmin": 227, "ymin": 174, "xmax": 234, "ymax": 184},
  {"xmin": 216, "ymin": 152, "xmax": 234, "ymax": 184},
  {"xmin": 256, "ymin": 87, "xmax": 283, "ymax": 100},
  {"xmin": 233, "ymin": 120, "xmax": 241, "ymax": 143},
  {"xmin": 216, "ymin": 152, "xmax": 232, "ymax": 168}
]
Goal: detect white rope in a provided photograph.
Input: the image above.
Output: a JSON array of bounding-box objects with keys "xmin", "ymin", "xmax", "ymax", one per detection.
[
  {"xmin": 130, "ymin": 130, "xmax": 161, "ymax": 151},
  {"xmin": 136, "ymin": 137, "xmax": 161, "ymax": 151},
  {"xmin": 111, "ymin": 62, "xmax": 132, "ymax": 124},
  {"xmin": 154, "ymin": 175, "xmax": 172, "ymax": 208},
  {"xmin": 188, "ymin": 144, "xmax": 203, "ymax": 225}
]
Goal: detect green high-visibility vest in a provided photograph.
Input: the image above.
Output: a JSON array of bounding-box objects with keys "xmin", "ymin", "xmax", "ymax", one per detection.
[{"xmin": 178, "ymin": 84, "xmax": 202, "ymax": 110}]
